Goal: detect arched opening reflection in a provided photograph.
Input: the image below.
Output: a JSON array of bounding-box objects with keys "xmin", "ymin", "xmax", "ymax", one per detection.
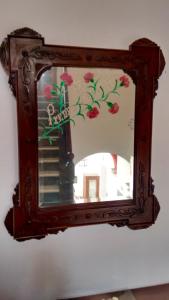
[{"xmin": 74, "ymin": 153, "xmax": 133, "ymax": 204}]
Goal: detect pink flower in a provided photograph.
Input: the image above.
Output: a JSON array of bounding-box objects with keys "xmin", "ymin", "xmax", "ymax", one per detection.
[
  {"xmin": 44, "ymin": 84, "xmax": 53, "ymax": 99},
  {"xmin": 60, "ymin": 72, "xmax": 73, "ymax": 86},
  {"xmin": 108, "ymin": 103, "xmax": 119, "ymax": 114},
  {"xmin": 119, "ymin": 75, "xmax": 129, "ymax": 87},
  {"xmin": 84, "ymin": 72, "xmax": 94, "ymax": 83},
  {"xmin": 87, "ymin": 107, "xmax": 99, "ymax": 119}
]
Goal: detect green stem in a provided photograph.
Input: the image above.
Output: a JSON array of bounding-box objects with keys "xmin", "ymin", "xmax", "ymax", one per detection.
[{"xmin": 40, "ymin": 116, "xmax": 72, "ymax": 139}]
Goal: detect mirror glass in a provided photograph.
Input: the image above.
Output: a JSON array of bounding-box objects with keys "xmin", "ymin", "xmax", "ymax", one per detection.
[{"xmin": 37, "ymin": 67, "xmax": 135, "ymax": 207}]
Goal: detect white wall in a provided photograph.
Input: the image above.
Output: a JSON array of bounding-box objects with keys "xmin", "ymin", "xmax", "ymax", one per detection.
[{"xmin": 0, "ymin": 1, "xmax": 169, "ymax": 299}]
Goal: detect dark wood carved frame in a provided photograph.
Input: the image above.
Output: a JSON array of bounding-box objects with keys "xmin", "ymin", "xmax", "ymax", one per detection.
[{"xmin": 0, "ymin": 28, "xmax": 165, "ymax": 241}]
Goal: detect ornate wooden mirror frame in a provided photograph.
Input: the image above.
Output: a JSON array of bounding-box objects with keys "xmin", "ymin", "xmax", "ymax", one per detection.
[{"xmin": 0, "ymin": 28, "xmax": 165, "ymax": 241}]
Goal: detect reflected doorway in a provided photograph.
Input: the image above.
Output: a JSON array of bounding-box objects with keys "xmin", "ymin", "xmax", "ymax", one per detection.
[{"xmin": 83, "ymin": 176, "xmax": 100, "ymax": 202}]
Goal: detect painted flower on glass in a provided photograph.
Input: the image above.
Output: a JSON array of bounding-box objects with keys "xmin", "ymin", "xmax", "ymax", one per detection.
[
  {"xmin": 119, "ymin": 75, "xmax": 129, "ymax": 87},
  {"xmin": 44, "ymin": 84, "xmax": 53, "ymax": 99},
  {"xmin": 108, "ymin": 102, "xmax": 119, "ymax": 114},
  {"xmin": 60, "ymin": 72, "xmax": 73, "ymax": 86},
  {"xmin": 40, "ymin": 72, "xmax": 130, "ymax": 144},
  {"xmin": 84, "ymin": 72, "xmax": 94, "ymax": 83},
  {"xmin": 87, "ymin": 106, "xmax": 99, "ymax": 119}
]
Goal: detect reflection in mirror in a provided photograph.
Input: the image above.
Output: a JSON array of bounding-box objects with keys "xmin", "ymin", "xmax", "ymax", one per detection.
[
  {"xmin": 74, "ymin": 153, "xmax": 133, "ymax": 203},
  {"xmin": 37, "ymin": 67, "xmax": 135, "ymax": 207}
]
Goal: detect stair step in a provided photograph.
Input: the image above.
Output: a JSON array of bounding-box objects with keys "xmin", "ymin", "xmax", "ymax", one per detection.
[
  {"xmin": 39, "ymin": 185, "xmax": 60, "ymax": 193},
  {"xmin": 38, "ymin": 109, "xmax": 47, "ymax": 112},
  {"xmin": 38, "ymin": 130, "xmax": 60, "ymax": 138},
  {"xmin": 39, "ymin": 146, "xmax": 59, "ymax": 151},
  {"xmin": 39, "ymin": 146, "xmax": 59, "ymax": 150},
  {"xmin": 39, "ymin": 171, "xmax": 60, "ymax": 177},
  {"xmin": 39, "ymin": 134, "xmax": 59, "ymax": 144},
  {"xmin": 39, "ymin": 176, "xmax": 60, "ymax": 185},
  {"xmin": 39, "ymin": 162, "xmax": 59, "ymax": 172},
  {"xmin": 38, "ymin": 140, "xmax": 59, "ymax": 147},
  {"xmin": 39, "ymin": 192, "xmax": 61, "ymax": 206},
  {"xmin": 39, "ymin": 157, "xmax": 59, "ymax": 163}
]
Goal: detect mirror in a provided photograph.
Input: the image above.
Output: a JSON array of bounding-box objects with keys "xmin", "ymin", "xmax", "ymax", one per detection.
[
  {"xmin": 37, "ymin": 67, "xmax": 135, "ymax": 207},
  {"xmin": 0, "ymin": 27, "xmax": 164, "ymax": 241}
]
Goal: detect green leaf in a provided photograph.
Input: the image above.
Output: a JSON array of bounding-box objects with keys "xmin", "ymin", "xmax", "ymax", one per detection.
[
  {"xmin": 107, "ymin": 101, "xmax": 113, "ymax": 108},
  {"xmin": 87, "ymin": 104, "xmax": 93, "ymax": 111},
  {"xmin": 76, "ymin": 103, "xmax": 85, "ymax": 119},
  {"xmin": 51, "ymin": 90, "xmax": 57, "ymax": 95},
  {"xmin": 59, "ymin": 102, "xmax": 64, "ymax": 110},
  {"xmin": 77, "ymin": 111, "xmax": 85, "ymax": 119},
  {"xmin": 103, "ymin": 93, "xmax": 109, "ymax": 101},
  {"xmin": 59, "ymin": 96, "xmax": 64, "ymax": 112},
  {"xmin": 56, "ymin": 124, "xmax": 63, "ymax": 134},
  {"xmin": 53, "ymin": 83, "xmax": 61, "ymax": 90},
  {"xmin": 60, "ymin": 81, "xmax": 65, "ymax": 86},
  {"xmin": 88, "ymin": 85, "xmax": 95, "ymax": 90},
  {"xmin": 93, "ymin": 80, "xmax": 98, "ymax": 91},
  {"xmin": 112, "ymin": 79, "xmax": 118, "ymax": 92}
]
